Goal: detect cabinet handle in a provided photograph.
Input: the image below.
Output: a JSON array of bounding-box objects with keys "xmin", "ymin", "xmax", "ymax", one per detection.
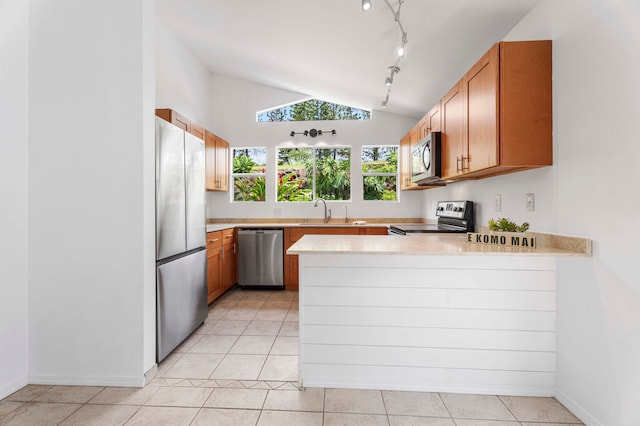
[
  {"xmin": 456, "ymin": 156, "xmax": 462, "ymax": 173},
  {"xmin": 208, "ymin": 238, "xmax": 219, "ymax": 243},
  {"xmin": 462, "ymin": 156, "xmax": 470, "ymax": 172},
  {"xmin": 225, "ymin": 234, "xmax": 233, "ymax": 239}
]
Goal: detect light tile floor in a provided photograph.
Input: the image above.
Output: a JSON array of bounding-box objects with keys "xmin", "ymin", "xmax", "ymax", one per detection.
[{"xmin": 1, "ymin": 288, "xmax": 584, "ymax": 425}]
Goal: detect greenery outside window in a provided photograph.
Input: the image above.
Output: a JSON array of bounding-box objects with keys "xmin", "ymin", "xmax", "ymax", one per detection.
[
  {"xmin": 362, "ymin": 146, "xmax": 398, "ymax": 201},
  {"xmin": 258, "ymin": 99, "xmax": 370, "ymax": 122},
  {"xmin": 232, "ymin": 148, "xmax": 267, "ymax": 202},
  {"xmin": 277, "ymin": 147, "xmax": 351, "ymax": 202}
]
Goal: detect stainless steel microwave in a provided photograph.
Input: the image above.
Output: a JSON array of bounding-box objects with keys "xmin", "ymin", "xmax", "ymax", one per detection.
[{"xmin": 411, "ymin": 131, "xmax": 443, "ymax": 185}]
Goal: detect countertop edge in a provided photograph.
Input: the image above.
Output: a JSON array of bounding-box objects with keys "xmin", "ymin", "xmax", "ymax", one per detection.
[{"xmin": 287, "ymin": 234, "xmax": 591, "ymax": 257}]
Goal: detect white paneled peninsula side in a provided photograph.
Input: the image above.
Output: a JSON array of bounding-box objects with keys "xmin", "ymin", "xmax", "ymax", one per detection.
[{"xmin": 287, "ymin": 233, "xmax": 590, "ymax": 396}]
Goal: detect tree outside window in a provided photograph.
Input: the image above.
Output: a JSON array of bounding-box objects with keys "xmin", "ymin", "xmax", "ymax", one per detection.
[
  {"xmin": 362, "ymin": 146, "xmax": 398, "ymax": 201},
  {"xmin": 277, "ymin": 147, "xmax": 351, "ymax": 202},
  {"xmin": 232, "ymin": 148, "xmax": 267, "ymax": 202},
  {"xmin": 258, "ymin": 99, "xmax": 370, "ymax": 122}
]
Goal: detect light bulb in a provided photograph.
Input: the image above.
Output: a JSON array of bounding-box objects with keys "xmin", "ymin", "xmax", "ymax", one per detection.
[
  {"xmin": 385, "ymin": 76, "xmax": 393, "ymax": 86},
  {"xmin": 381, "ymin": 100, "xmax": 387, "ymax": 108},
  {"xmin": 362, "ymin": 0, "xmax": 372, "ymax": 11},
  {"xmin": 397, "ymin": 45, "xmax": 405, "ymax": 57}
]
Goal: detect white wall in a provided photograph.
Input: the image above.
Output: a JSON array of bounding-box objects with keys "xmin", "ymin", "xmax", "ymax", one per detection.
[
  {"xmin": 206, "ymin": 74, "xmax": 424, "ymax": 220},
  {"xmin": 27, "ymin": 0, "xmax": 155, "ymax": 387},
  {"xmin": 155, "ymin": 18, "xmax": 211, "ymax": 128},
  {"xmin": 424, "ymin": 1, "xmax": 640, "ymax": 424},
  {"xmin": 0, "ymin": 0, "xmax": 29, "ymax": 399}
]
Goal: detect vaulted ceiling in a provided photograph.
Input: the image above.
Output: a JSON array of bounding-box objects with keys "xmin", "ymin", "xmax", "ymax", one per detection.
[{"xmin": 156, "ymin": 0, "xmax": 541, "ymax": 118}]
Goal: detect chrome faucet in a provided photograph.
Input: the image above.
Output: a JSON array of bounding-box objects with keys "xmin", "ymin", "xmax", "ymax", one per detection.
[{"xmin": 313, "ymin": 198, "xmax": 332, "ymax": 223}]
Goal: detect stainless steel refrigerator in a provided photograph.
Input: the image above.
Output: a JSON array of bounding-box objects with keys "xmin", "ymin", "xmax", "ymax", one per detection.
[{"xmin": 155, "ymin": 117, "xmax": 207, "ymax": 362}]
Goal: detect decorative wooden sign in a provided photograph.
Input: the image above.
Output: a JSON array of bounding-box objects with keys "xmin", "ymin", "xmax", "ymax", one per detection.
[{"xmin": 467, "ymin": 232, "xmax": 536, "ymax": 248}]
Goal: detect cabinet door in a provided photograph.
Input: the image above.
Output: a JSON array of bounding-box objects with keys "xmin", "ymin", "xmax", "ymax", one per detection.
[
  {"xmin": 465, "ymin": 43, "xmax": 499, "ymax": 173},
  {"xmin": 188, "ymin": 123, "xmax": 205, "ymax": 140},
  {"xmin": 215, "ymin": 137, "xmax": 229, "ymax": 192},
  {"xmin": 155, "ymin": 108, "xmax": 189, "ymax": 132},
  {"xmin": 427, "ymin": 102, "xmax": 441, "ymax": 133},
  {"xmin": 399, "ymin": 126, "xmax": 418, "ymax": 190},
  {"xmin": 359, "ymin": 227, "xmax": 389, "ymax": 235},
  {"xmin": 417, "ymin": 103, "xmax": 441, "ymax": 139},
  {"xmin": 207, "ymin": 245, "xmax": 223, "ymax": 304},
  {"xmin": 221, "ymin": 229, "xmax": 236, "ymax": 291},
  {"xmin": 205, "ymin": 130, "xmax": 217, "ymax": 191},
  {"xmin": 441, "ymin": 79, "xmax": 466, "ymax": 179}
]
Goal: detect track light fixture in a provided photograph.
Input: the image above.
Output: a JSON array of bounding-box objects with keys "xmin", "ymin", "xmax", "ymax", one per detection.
[
  {"xmin": 362, "ymin": 0, "xmax": 408, "ymax": 109},
  {"xmin": 290, "ymin": 129, "xmax": 336, "ymax": 138},
  {"xmin": 385, "ymin": 66, "xmax": 400, "ymax": 86},
  {"xmin": 381, "ymin": 90, "xmax": 390, "ymax": 108}
]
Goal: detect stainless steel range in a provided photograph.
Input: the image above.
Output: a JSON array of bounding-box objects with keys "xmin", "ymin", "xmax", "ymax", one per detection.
[{"xmin": 389, "ymin": 200, "xmax": 475, "ymax": 235}]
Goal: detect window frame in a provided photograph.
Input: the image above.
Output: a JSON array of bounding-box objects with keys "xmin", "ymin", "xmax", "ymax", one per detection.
[
  {"xmin": 231, "ymin": 147, "xmax": 267, "ymax": 203},
  {"xmin": 276, "ymin": 146, "xmax": 352, "ymax": 203},
  {"xmin": 361, "ymin": 145, "xmax": 400, "ymax": 202}
]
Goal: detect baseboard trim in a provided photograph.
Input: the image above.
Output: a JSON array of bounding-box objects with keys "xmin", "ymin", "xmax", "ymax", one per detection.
[
  {"xmin": 0, "ymin": 374, "xmax": 28, "ymax": 400},
  {"xmin": 29, "ymin": 373, "xmax": 145, "ymax": 388},
  {"xmin": 555, "ymin": 389, "xmax": 602, "ymax": 426},
  {"xmin": 144, "ymin": 364, "xmax": 158, "ymax": 385}
]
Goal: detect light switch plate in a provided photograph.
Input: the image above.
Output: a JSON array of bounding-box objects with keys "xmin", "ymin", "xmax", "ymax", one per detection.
[
  {"xmin": 493, "ymin": 194, "xmax": 502, "ymax": 212},
  {"xmin": 526, "ymin": 193, "xmax": 535, "ymax": 211}
]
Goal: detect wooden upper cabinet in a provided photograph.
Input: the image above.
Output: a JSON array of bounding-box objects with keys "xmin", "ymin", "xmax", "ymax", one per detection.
[
  {"xmin": 215, "ymin": 137, "xmax": 229, "ymax": 192},
  {"xmin": 188, "ymin": 123, "xmax": 205, "ymax": 140},
  {"xmin": 465, "ymin": 43, "xmax": 499, "ymax": 174},
  {"xmin": 399, "ymin": 126, "xmax": 419, "ymax": 190},
  {"xmin": 440, "ymin": 40, "xmax": 551, "ymax": 180},
  {"xmin": 497, "ymin": 41, "xmax": 552, "ymax": 172},
  {"xmin": 205, "ymin": 130, "xmax": 229, "ymax": 192},
  {"xmin": 458, "ymin": 41, "xmax": 552, "ymax": 179},
  {"xmin": 156, "ymin": 108, "xmax": 189, "ymax": 132},
  {"xmin": 441, "ymin": 79, "xmax": 466, "ymax": 180},
  {"xmin": 155, "ymin": 108, "xmax": 204, "ymax": 139},
  {"xmin": 417, "ymin": 102, "xmax": 441, "ymax": 140}
]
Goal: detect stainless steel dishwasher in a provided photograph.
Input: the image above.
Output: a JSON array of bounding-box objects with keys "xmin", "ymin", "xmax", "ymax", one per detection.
[{"xmin": 237, "ymin": 228, "xmax": 284, "ymax": 288}]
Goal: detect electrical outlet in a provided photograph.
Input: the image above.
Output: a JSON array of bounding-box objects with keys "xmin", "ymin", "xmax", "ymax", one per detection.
[
  {"xmin": 526, "ymin": 193, "xmax": 535, "ymax": 211},
  {"xmin": 493, "ymin": 194, "xmax": 502, "ymax": 212}
]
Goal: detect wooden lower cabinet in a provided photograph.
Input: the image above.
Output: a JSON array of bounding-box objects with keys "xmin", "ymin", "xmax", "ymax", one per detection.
[
  {"xmin": 207, "ymin": 228, "xmax": 236, "ymax": 304},
  {"xmin": 206, "ymin": 231, "xmax": 223, "ymax": 304},
  {"xmin": 284, "ymin": 226, "xmax": 389, "ymax": 290},
  {"xmin": 221, "ymin": 228, "xmax": 236, "ymax": 292}
]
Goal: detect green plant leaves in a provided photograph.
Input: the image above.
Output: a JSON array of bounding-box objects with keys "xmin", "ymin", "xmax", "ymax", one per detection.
[{"xmin": 488, "ymin": 218, "xmax": 530, "ymax": 232}]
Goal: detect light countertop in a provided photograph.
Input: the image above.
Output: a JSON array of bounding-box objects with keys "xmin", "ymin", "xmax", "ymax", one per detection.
[
  {"xmin": 206, "ymin": 222, "xmax": 391, "ymax": 233},
  {"xmin": 286, "ymin": 233, "xmax": 590, "ymax": 256}
]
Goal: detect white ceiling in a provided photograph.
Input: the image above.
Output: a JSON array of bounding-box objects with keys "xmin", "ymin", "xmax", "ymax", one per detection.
[{"xmin": 156, "ymin": 0, "xmax": 541, "ymax": 118}]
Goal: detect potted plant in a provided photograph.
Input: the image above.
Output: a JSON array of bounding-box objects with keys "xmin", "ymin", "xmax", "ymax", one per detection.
[
  {"xmin": 488, "ymin": 218, "xmax": 530, "ymax": 232},
  {"xmin": 467, "ymin": 218, "xmax": 536, "ymax": 248}
]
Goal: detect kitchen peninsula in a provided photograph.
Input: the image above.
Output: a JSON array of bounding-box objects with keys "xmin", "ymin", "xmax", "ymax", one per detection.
[{"xmin": 288, "ymin": 233, "xmax": 590, "ymax": 396}]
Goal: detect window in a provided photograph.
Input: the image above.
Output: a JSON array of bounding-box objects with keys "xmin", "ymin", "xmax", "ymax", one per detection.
[
  {"xmin": 276, "ymin": 147, "xmax": 351, "ymax": 202},
  {"xmin": 232, "ymin": 148, "xmax": 267, "ymax": 202},
  {"xmin": 362, "ymin": 146, "xmax": 398, "ymax": 201},
  {"xmin": 277, "ymin": 148, "xmax": 313, "ymax": 202},
  {"xmin": 258, "ymin": 99, "xmax": 370, "ymax": 122}
]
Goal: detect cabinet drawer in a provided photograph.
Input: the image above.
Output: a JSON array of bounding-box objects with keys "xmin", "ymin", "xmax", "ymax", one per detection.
[
  {"xmin": 206, "ymin": 231, "xmax": 223, "ymax": 249},
  {"xmin": 222, "ymin": 228, "xmax": 235, "ymax": 243}
]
